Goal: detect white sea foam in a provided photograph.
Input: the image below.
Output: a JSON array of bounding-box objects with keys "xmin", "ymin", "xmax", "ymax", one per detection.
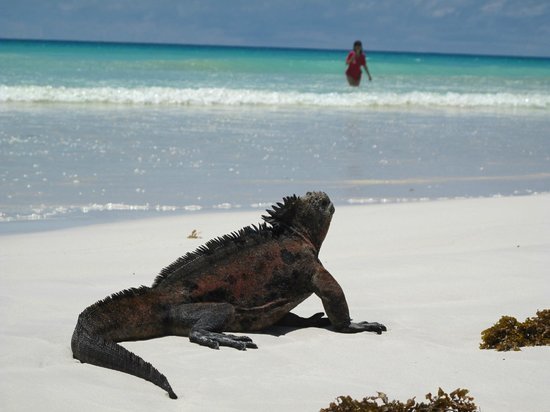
[
  {"xmin": 0, "ymin": 203, "xmax": 203, "ymax": 223},
  {"xmin": 1, "ymin": 85, "xmax": 548, "ymax": 109}
]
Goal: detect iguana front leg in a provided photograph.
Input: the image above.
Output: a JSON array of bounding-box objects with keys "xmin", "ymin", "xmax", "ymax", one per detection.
[
  {"xmin": 311, "ymin": 267, "xmax": 386, "ymax": 334},
  {"xmin": 168, "ymin": 302, "xmax": 258, "ymax": 350},
  {"xmin": 276, "ymin": 312, "xmax": 331, "ymax": 328}
]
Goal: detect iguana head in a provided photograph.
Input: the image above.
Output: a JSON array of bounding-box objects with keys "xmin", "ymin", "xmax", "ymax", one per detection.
[{"xmin": 263, "ymin": 191, "xmax": 335, "ymax": 249}]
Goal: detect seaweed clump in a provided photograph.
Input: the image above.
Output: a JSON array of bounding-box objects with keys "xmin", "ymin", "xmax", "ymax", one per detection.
[
  {"xmin": 320, "ymin": 388, "xmax": 479, "ymax": 412},
  {"xmin": 480, "ymin": 309, "xmax": 550, "ymax": 351}
]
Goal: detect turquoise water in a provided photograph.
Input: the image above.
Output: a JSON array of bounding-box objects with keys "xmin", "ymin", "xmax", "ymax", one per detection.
[
  {"xmin": 1, "ymin": 39, "xmax": 549, "ymax": 107},
  {"xmin": 1, "ymin": 40, "xmax": 549, "ymax": 231}
]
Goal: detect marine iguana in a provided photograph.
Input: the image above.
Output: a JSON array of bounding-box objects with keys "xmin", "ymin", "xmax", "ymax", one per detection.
[{"xmin": 71, "ymin": 191, "xmax": 386, "ymax": 399}]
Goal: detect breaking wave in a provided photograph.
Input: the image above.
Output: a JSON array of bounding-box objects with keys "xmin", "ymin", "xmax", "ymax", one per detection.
[{"xmin": 1, "ymin": 85, "xmax": 549, "ymax": 109}]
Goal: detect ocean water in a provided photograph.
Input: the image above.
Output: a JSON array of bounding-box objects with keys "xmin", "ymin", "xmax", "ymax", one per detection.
[{"xmin": 1, "ymin": 39, "xmax": 549, "ymax": 232}]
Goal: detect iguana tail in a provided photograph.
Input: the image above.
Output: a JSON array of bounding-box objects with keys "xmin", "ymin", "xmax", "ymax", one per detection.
[{"xmin": 71, "ymin": 287, "xmax": 178, "ymax": 399}]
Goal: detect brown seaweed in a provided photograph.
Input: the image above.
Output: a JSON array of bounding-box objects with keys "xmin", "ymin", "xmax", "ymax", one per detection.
[
  {"xmin": 321, "ymin": 388, "xmax": 479, "ymax": 412},
  {"xmin": 480, "ymin": 309, "xmax": 550, "ymax": 351}
]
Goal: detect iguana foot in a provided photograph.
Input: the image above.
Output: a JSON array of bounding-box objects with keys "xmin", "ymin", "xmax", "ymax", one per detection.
[
  {"xmin": 339, "ymin": 321, "xmax": 387, "ymax": 334},
  {"xmin": 190, "ymin": 329, "xmax": 258, "ymax": 350}
]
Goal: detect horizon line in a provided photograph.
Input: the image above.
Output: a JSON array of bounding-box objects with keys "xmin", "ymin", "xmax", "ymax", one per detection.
[{"xmin": 2, "ymin": 37, "xmax": 549, "ymax": 60}]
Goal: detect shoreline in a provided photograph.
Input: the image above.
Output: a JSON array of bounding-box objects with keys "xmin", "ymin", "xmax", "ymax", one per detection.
[
  {"xmin": 2, "ymin": 192, "xmax": 549, "ymax": 236},
  {"xmin": 1, "ymin": 195, "xmax": 548, "ymax": 411}
]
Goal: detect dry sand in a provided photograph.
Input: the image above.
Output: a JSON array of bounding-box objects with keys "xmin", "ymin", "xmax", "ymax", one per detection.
[{"xmin": 1, "ymin": 195, "xmax": 548, "ymax": 411}]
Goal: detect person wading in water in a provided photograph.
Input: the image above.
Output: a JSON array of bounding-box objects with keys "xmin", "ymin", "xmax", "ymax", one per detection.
[{"xmin": 345, "ymin": 40, "xmax": 372, "ymax": 86}]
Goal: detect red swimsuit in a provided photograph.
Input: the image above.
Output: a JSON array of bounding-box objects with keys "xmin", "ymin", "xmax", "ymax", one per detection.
[{"xmin": 346, "ymin": 51, "xmax": 366, "ymax": 80}]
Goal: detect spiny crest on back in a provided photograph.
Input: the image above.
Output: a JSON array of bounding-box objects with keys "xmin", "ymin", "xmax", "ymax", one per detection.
[
  {"xmin": 152, "ymin": 195, "xmax": 301, "ymax": 287},
  {"xmin": 152, "ymin": 222, "xmax": 272, "ymax": 287},
  {"xmin": 261, "ymin": 194, "xmax": 300, "ymax": 233}
]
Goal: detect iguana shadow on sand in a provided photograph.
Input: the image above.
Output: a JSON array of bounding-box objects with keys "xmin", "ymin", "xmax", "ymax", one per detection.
[{"xmin": 71, "ymin": 191, "xmax": 386, "ymax": 399}]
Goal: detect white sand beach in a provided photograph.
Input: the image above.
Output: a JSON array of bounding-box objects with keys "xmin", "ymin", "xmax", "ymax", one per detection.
[{"xmin": 1, "ymin": 195, "xmax": 548, "ymax": 412}]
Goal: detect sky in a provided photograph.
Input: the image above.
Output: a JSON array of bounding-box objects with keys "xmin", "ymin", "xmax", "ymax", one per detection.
[{"xmin": 1, "ymin": 0, "xmax": 549, "ymax": 57}]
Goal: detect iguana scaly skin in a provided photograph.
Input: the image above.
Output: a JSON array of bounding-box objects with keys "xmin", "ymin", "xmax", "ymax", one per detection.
[{"xmin": 71, "ymin": 191, "xmax": 386, "ymax": 399}]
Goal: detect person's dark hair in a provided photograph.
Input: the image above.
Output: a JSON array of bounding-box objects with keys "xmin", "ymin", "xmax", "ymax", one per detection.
[{"xmin": 353, "ymin": 40, "xmax": 363, "ymax": 54}]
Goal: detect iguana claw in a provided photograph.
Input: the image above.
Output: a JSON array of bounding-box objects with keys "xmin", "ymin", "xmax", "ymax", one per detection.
[{"xmin": 190, "ymin": 330, "xmax": 258, "ymax": 350}]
